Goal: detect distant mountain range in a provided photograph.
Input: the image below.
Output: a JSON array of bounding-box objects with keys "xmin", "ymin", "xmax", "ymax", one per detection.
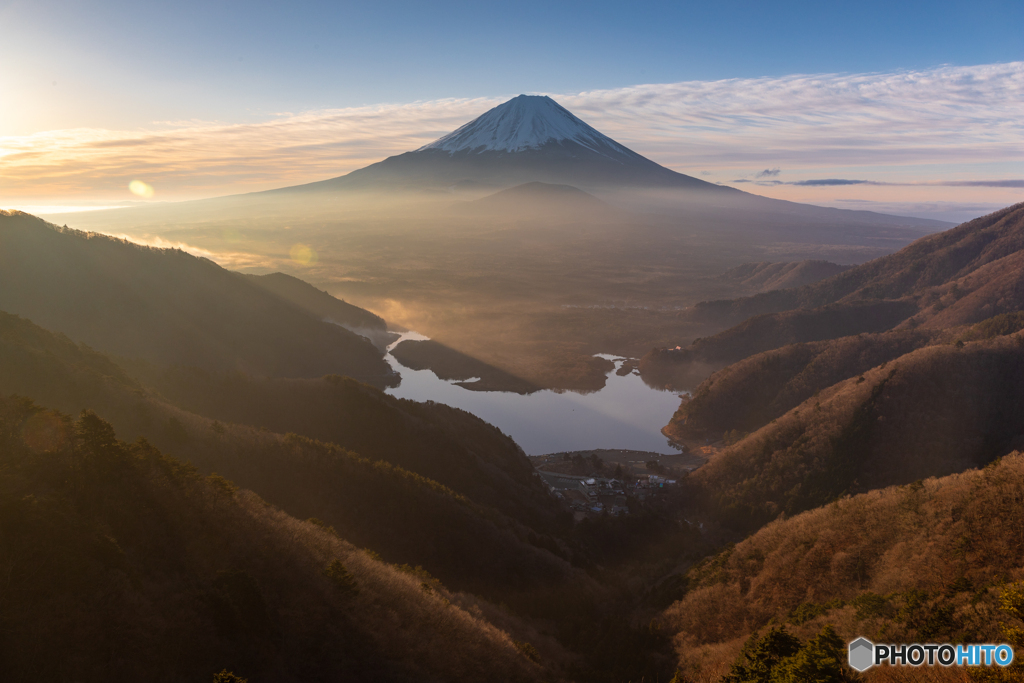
[
  {"xmin": 55, "ymin": 94, "xmax": 950, "ymax": 264},
  {"xmin": 642, "ymin": 201, "xmax": 1024, "ymax": 526},
  {"xmin": 259, "ymin": 94, "xmax": 948, "ymax": 233}
]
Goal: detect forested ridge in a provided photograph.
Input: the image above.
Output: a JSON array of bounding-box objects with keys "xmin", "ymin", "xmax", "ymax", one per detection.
[
  {"xmin": 8, "ymin": 203, "xmax": 1024, "ymax": 682},
  {"xmin": 0, "ymin": 299, "xmax": 694, "ymax": 682},
  {"xmin": 0, "ymin": 397, "xmax": 549, "ymax": 682}
]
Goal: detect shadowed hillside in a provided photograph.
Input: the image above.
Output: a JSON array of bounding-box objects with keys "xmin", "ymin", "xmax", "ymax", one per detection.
[
  {"xmin": 0, "ymin": 398, "xmax": 552, "ymax": 683},
  {"xmin": 0, "ymin": 310, "xmax": 574, "ymax": 594},
  {"xmin": 127, "ymin": 363, "xmax": 560, "ymax": 529},
  {"xmin": 0, "ymin": 308, "xmax": 702, "ymax": 683},
  {"xmin": 0, "ymin": 211, "xmax": 393, "ymax": 383},
  {"xmin": 246, "ymin": 272, "xmax": 399, "ymax": 350}
]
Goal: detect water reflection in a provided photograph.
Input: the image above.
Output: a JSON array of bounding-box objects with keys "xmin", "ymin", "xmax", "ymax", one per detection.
[{"xmin": 384, "ymin": 332, "xmax": 685, "ymax": 455}]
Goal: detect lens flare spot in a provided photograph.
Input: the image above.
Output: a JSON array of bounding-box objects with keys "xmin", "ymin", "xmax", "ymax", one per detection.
[
  {"xmin": 128, "ymin": 180, "xmax": 155, "ymax": 198},
  {"xmin": 290, "ymin": 243, "xmax": 317, "ymax": 265}
]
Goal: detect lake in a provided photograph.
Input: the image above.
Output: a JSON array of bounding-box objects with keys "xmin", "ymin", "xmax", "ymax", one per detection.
[{"xmin": 383, "ymin": 332, "xmax": 685, "ymax": 455}]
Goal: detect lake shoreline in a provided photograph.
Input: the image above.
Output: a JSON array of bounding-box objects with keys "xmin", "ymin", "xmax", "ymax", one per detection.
[{"xmin": 384, "ymin": 331, "xmax": 688, "ymax": 456}]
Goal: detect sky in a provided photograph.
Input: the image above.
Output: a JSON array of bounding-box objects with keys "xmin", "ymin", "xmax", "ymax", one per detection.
[{"xmin": 1, "ymin": 0, "xmax": 1023, "ymax": 221}]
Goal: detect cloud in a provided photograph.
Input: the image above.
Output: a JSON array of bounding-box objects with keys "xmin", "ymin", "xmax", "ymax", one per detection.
[
  {"xmin": 734, "ymin": 178, "xmax": 1024, "ymax": 188},
  {"xmin": 829, "ymin": 199, "xmax": 1011, "ymax": 224},
  {"xmin": 560, "ymin": 62, "xmax": 1024, "ymax": 172},
  {"xmin": 937, "ymin": 180, "xmax": 1024, "ymax": 188},
  {"xmin": 2, "ymin": 62, "xmax": 1023, "ymax": 201},
  {"xmin": 794, "ymin": 179, "xmax": 878, "ymax": 186}
]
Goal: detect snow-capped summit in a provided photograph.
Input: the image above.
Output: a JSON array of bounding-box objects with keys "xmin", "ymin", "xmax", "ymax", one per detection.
[
  {"xmin": 282, "ymin": 94, "xmax": 727, "ymax": 194},
  {"xmin": 419, "ymin": 95, "xmax": 635, "ymax": 160}
]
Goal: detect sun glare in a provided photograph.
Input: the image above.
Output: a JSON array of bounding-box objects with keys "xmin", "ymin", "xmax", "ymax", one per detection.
[
  {"xmin": 289, "ymin": 243, "xmax": 317, "ymax": 265},
  {"xmin": 128, "ymin": 180, "xmax": 155, "ymax": 198}
]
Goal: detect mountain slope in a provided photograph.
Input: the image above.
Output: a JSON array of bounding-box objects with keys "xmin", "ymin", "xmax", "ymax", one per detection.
[
  {"xmin": 285, "ymin": 95, "xmax": 724, "ymax": 194},
  {"xmin": 0, "ymin": 211, "xmax": 393, "ymax": 382},
  {"xmin": 684, "ymin": 332, "xmax": 1024, "ymax": 532},
  {"xmin": 0, "ymin": 309, "xmax": 693, "ymax": 682},
  {"xmin": 699, "ymin": 201, "xmax": 1024, "ymax": 319},
  {"xmin": 452, "ymin": 181, "xmax": 620, "ymax": 222},
  {"xmin": 246, "ymin": 272, "xmax": 398, "ymax": 350},
  {"xmin": 247, "ymin": 272, "xmax": 388, "ymax": 331},
  {"xmin": 0, "ymin": 398, "xmax": 551, "ymax": 683},
  {"xmin": 667, "ymin": 329, "xmax": 936, "ymax": 441},
  {"xmin": 0, "ymin": 309, "xmax": 575, "ymax": 593},
  {"xmin": 259, "ymin": 93, "xmax": 946, "ymax": 240},
  {"xmin": 641, "ymin": 203, "xmax": 1024, "ymax": 390},
  {"xmin": 130, "ymin": 366, "xmax": 562, "ymax": 530},
  {"xmin": 421, "ymin": 94, "xmax": 639, "ymax": 157},
  {"xmin": 662, "ymin": 452, "xmax": 1024, "ymax": 681},
  {"xmin": 717, "ymin": 260, "xmax": 851, "ymax": 294}
]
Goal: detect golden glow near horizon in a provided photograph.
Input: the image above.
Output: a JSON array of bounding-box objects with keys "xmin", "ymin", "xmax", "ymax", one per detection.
[
  {"xmin": 1, "ymin": 63, "xmax": 1021, "ymax": 220},
  {"xmin": 289, "ymin": 243, "xmax": 317, "ymax": 265},
  {"xmin": 128, "ymin": 180, "xmax": 155, "ymax": 198}
]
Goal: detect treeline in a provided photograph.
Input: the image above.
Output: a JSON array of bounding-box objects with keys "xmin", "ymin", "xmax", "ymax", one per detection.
[
  {"xmin": 121, "ymin": 360, "xmax": 564, "ymax": 531},
  {"xmin": 0, "ymin": 307, "xmax": 698, "ymax": 683},
  {"xmin": 669, "ymin": 329, "xmax": 935, "ymax": 441},
  {"xmin": 664, "ymin": 453, "xmax": 1024, "ymax": 681},
  {"xmin": 0, "ymin": 211, "xmax": 392, "ymax": 382},
  {"xmin": 0, "ymin": 310, "xmax": 579, "ymax": 600},
  {"xmin": 641, "ymin": 202, "xmax": 1024, "ymax": 391},
  {"xmin": 0, "ymin": 398, "xmax": 547, "ymax": 682},
  {"xmin": 685, "ymin": 333, "xmax": 1024, "ymax": 533}
]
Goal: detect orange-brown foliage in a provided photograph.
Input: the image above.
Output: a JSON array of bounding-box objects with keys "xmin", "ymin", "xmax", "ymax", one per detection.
[{"xmin": 666, "ymin": 453, "xmax": 1024, "ymax": 680}]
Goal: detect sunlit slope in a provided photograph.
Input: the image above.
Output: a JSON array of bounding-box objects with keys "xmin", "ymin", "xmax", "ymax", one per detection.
[
  {"xmin": 642, "ymin": 300, "xmax": 919, "ymax": 389},
  {"xmin": 0, "ymin": 310, "xmax": 577, "ymax": 598},
  {"xmin": 662, "ymin": 453, "xmax": 1024, "ymax": 681},
  {"xmin": 0, "ymin": 399, "xmax": 551, "ymax": 683},
  {"xmin": 684, "ymin": 332, "xmax": 1024, "ymax": 532},
  {"xmin": 670, "ymin": 329, "xmax": 935, "ymax": 441},
  {"xmin": 708, "ymin": 201, "xmax": 1024, "ymax": 321},
  {"xmin": 642, "ymin": 202, "xmax": 1024, "ymax": 389},
  {"xmin": 0, "ymin": 210, "xmax": 392, "ymax": 382}
]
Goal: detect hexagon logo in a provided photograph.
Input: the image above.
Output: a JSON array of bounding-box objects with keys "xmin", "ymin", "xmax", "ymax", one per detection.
[{"xmin": 849, "ymin": 637, "xmax": 874, "ymax": 672}]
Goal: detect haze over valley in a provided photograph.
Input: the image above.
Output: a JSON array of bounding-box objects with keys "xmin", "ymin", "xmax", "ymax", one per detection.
[{"xmin": 46, "ymin": 95, "xmax": 952, "ymax": 394}]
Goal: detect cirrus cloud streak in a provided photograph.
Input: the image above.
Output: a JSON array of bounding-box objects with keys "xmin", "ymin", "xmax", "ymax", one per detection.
[{"xmin": 2, "ymin": 62, "xmax": 1022, "ymax": 203}]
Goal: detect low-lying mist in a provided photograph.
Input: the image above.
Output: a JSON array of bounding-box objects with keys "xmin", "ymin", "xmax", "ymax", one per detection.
[{"xmin": 49, "ymin": 183, "xmax": 948, "ymax": 391}]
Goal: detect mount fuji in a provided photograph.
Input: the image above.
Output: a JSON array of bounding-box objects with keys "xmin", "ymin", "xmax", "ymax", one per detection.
[
  {"xmin": 420, "ymin": 95, "xmax": 634, "ymax": 156},
  {"xmin": 72, "ymin": 94, "xmax": 949, "ymax": 241},
  {"xmin": 285, "ymin": 95, "xmax": 724, "ymax": 194}
]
